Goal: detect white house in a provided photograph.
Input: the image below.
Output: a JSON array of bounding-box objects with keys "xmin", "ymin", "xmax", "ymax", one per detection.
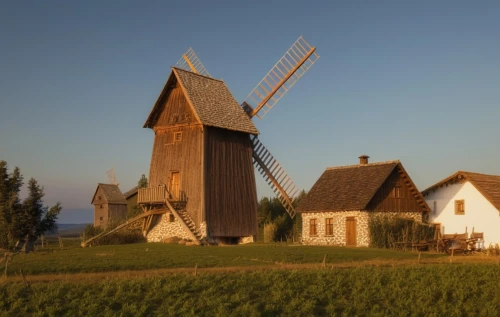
[{"xmin": 421, "ymin": 171, "xmax": 500, "ymax": 247}]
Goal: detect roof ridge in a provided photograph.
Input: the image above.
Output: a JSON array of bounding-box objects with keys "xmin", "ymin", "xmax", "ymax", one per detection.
[
  {"xmin": 326, "ymin": 160, "xmax": 399, "ymax": 171},
  {"xmin": 171, "ymin": 67, "xmax": 224, "ymax": 83},
  {"xmin": 458, "ymin": 170, "xmax": 500, "ymax": 177}
]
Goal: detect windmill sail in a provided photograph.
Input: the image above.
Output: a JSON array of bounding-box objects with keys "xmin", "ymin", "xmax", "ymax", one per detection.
[
  {"xmin": 251, "ymin": 136, "xmax": 299, "ymax": 218},
  {"xmin": 174, "ymin": 48, "xmax": 211, "ymax": 77},
  {"xmin": 106, "ymin": 168, "xmax": 119, "ymax": 186},
  {"xmin": 242, "ymin": 36, "xmax": 320, "ymax": 119}
]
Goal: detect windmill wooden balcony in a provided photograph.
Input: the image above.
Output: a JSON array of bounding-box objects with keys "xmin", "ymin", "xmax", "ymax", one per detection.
[{"xmin": 138, "ymin": 185, "xmax": 186, "ymax": 208}]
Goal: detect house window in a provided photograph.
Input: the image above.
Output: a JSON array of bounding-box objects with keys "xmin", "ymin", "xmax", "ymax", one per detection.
[
  {"xmin": 392, "ymin": 186, "xmax": 402, "ymax": 198},
  {"xmin": 309, "ymin": 219, "xmax": 317, "ymax": 236},
  {"xmin": 174, "ymin": 132, "xmax": 182, "ymax": 142},
  {"xmin": 455, "ymin": 200, "xmax": 465, "ymax": 215},
  {"xmin": 100, "ymin": 216, "xmax": 103, "ymax": 221},
  {"xmin": 325, "ymin": 218, "xmax": 334, "ymax": 236},
  {"xmin": 169, "ymin": 214, "xmax": 175, "ymax": 222},
  {"xmin": 100, "ymin": 204, "xmax": 103, "ymax": 209},
  {"xmin": 98, "ymin": 195, "xmax": 101, "ymax": 200}
]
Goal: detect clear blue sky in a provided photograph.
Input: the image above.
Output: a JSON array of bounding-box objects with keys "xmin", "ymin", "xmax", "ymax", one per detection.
[{"xmin": 1, "ymin": 1, "xmax": 499, "ymax": 223}]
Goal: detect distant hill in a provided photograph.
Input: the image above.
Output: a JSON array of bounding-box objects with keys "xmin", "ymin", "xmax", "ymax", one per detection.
[{"xmin": 46, "ymin": 223, "xmax": 91, "ymax": 237}]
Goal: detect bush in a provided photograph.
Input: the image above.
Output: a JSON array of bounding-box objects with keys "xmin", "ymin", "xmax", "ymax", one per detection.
[
  {"xmin": 368, "ymin": 215, "xmax": 435, "ymax": 249},
  {"xmin": 263, "ymin": 223, "xmax": 277, "ymax": 243},
  {"xmin": 81, "ymin": 223, "xmax": 145, "ymax": 246}
]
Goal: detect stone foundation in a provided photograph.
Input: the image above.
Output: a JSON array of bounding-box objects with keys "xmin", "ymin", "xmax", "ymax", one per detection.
[
  {"xmin": 239, "ymin": 236, "xmax": 254, "ymax": 244},
  {"xmin": 301, "ymin": 211, "xmax": 422, "ymax": 246},
  {"xmin": 147, "ymin": 213, "xmax": 193, "ymax": 242}
]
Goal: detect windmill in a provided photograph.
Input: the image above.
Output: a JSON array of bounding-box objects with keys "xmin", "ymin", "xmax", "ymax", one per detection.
[
  {"xmin": 82, "ymin": 36, "xmax": 319, "ymax": 247},
  {"xmin": 175, "ymin": 36, "xmax": 319, "ymax": 219}
]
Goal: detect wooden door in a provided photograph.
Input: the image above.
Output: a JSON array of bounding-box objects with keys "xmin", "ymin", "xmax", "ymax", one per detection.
[
  {"xmin": 346, "ymin": 217, "xmax": 357, "ymax": 246},
  {"xmin": 169, "ymin": 172, "xmax": 180, "ymax": 200}
]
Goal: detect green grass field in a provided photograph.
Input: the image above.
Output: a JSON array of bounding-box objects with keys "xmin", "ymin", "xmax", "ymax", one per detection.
[
  {"xmin": 1, "ymin": 265, "xmax": 498, "ymax": 316},
  {"xmin": 3, "ymin": 240, "xmax": 447, "ymax": 275}
]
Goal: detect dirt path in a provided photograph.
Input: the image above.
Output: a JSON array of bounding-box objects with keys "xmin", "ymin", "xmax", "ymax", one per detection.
[{"xmin": 2, "ymin": 256, "xmax": 498, "ymax": 284}]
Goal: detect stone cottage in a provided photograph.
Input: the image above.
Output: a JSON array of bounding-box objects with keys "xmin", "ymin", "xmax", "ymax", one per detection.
[{"xmin": 297, "ymin": 155, "xmax": 430, "ymax": 246}]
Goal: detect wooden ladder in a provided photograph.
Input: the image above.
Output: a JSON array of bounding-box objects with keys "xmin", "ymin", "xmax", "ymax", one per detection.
[{"xmin": 251, "ymin": 136, "xmax": 298, "ymax": 218}]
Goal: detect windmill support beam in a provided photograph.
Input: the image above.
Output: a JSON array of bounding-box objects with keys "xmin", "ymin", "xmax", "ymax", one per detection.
[
  {"xmin": 249, "ymin": 46, "xmax": 316, "ymax": 118},
  {"xmin": 183, "ymin": 54, "xmax": 198, "ymax": 74}
]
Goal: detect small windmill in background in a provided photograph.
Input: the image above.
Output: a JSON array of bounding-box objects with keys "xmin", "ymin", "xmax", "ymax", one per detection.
[{"xmin": 106, "ymin": 168, "xmax": 120, "ymax": 186}]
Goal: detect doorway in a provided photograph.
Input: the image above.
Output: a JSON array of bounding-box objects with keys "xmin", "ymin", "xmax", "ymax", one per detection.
[
  {"xmin": 346, "ymin": 217, "xmax": 357, "ymax": 246},
  {"xmin": 169, "ymin": 172, "xmax": 180, "ymax": 200}
]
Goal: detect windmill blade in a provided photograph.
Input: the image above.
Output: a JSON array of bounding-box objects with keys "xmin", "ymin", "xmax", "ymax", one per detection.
[
  {"xmin": 242, "ymin": 36, "xmax": 320, "ymax": 119},
  {"xmin": 106, "ymin": 168, "xmax": 119, "ymax": 186},
  {"xmin": 251, "ymin": 136, "xmax": 299, "ymax": 218},
  {"xmin": 174, "ymin": 48, "xmax": 211, "ymax": 77}
]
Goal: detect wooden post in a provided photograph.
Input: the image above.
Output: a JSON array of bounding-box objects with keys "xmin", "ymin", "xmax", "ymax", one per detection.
[
  {"xmin": 20, "ymin": 269, "xmax": 30, "ymax": 289},
  {"xmin": 418, "ymin": 252, "xmax": 421, "ymax": 264},
  {"xmin": 4, "ymin": 253, "xmax": 8, "ymax": 278},
  {"xmin": 194, "ymin": 263, "xmax": 197, "ymax": 276},
  {"xmin": 41, "ymin": 235, "xmax": 44, "ymax": 249}
]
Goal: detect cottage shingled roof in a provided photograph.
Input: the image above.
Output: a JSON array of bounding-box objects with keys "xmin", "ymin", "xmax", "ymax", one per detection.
[
  {"xmin": 421, "ymin": 171, "xmax": 500, "ymax": 212},
  {"xmin": 144, "ymin": 67, "xmax": 259, "ymax": 135},
  {"xmin": 297, "ymin": 161, "xmax": 399, "ymax": 212},
  {"xmin": 91, "ymin": 184, "xmax": 127, "ymax": 204}
]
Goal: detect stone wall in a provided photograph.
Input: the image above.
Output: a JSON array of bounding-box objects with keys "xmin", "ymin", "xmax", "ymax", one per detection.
[
  {"xmin": 147, "ymin": 212, "xmax": 193, "ymax": 242},
  {"xmin": 301, "ymin": 211, "xmax": 422, "ymax": 246}
]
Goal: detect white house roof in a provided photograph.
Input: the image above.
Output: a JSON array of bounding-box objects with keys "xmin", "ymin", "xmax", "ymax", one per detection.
[{"xmin": 421, "ymin": 171, "xmax": 500, "ymax": 212}]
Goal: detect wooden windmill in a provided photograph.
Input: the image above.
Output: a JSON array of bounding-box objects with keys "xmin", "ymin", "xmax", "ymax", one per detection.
[
  {"xmin": 173, "ymin": 36, "xmax": 319, "ymax": 219},
  {"xmin": 82, "ymin": 36, "xmax": 319, "ymax": 247}
]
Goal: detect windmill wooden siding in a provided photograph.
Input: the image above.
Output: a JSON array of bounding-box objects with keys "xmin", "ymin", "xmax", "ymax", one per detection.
[
  {"xmin": 297, "ymin": 156, "xmax": 430, "ymax": 246},
  {"xmin": 149, "ymin": 126, "xmax": 204, "ymax": 226},
  {"xmin": 142, "ymin": 68, "xmax": 259, "ymax": 243},
  {"xmin": 205, "ymin": 127, "xmax": 258, "ymax": 237}
]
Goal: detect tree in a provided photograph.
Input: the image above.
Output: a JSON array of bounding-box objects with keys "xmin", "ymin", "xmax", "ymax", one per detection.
[
  {"xmin": 257, "ymin": 190, "xmax": 308, "ymax": 242},
  {"xmin": 0, "ymin": 161, "xmax": 23, "ymax": 249},
  {"xmin": 138, "ymin": 174, "xmax": 148, "ymax": 189},
  {"xmin": 0, "ymin": 161, "xmax": 61, "ymax": 250}
]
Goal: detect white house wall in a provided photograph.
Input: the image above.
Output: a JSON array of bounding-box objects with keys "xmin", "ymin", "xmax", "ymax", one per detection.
[{"xmin": 425, "ymin": 182, "xmax": 500, "ymax": 246}]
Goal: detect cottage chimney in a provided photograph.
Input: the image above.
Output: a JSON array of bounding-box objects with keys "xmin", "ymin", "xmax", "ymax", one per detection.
[{"xmin": 359, "ymin": 155, "xmax": 369, "ymax": 165}]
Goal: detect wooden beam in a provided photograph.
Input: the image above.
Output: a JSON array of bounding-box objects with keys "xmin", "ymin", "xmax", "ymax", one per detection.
[{"xmin": 183, "ymin": 54, "xmax": 197, "ymax": 73}]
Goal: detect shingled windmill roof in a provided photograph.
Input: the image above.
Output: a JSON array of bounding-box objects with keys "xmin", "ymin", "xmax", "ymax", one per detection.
[
  {"xmin": 144, "ymin": 67, "xmax": 259, "ymax": 135},
  {"xmin": 421, "ymin": 171, "xmax": 500, "ymax": 212},
  {"xmin": 91, "ymin": 184, "xmax": 127, "ymax": 205}
]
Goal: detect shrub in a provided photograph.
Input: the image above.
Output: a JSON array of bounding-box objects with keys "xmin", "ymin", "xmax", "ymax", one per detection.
[
  {"xmin": 81, "ymin": 223, "xmax": 145, "ymax": 246},
  {"xmin": 368, "ymin": 215, "xmax": 435, "ymax": 249},
  {"xmin": 263, "ymin": 223, "xmax": 277, "ymax": 243}
]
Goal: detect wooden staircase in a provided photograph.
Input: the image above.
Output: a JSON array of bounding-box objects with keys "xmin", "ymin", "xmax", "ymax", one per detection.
[
  {"xmin": 176, "ymin": 209, "xmax": 203, "ymax": 242},
  {"xmin": 251, "ymin": 136, "xmax": 299, "ymax": 218}
]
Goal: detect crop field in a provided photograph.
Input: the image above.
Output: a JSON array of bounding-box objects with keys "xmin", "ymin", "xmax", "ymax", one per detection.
[
  {"xmin": 1, "ymin": 241, "xmax": 499, "ymax": 316},
  {"xmin": 1, "ymin": 264, "xmax": 499, "ymax": 316}
]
